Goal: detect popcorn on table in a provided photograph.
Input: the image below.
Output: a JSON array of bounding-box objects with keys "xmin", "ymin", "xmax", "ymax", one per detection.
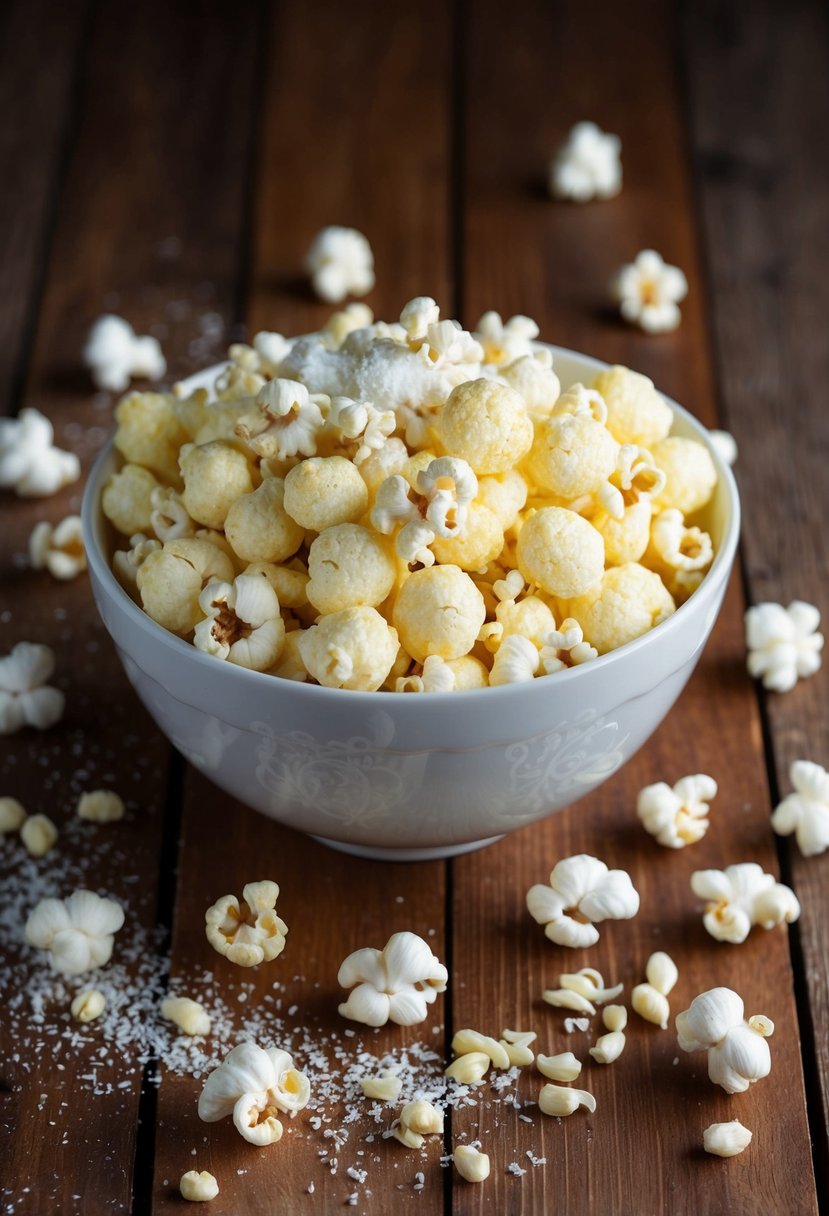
[
  {"xmin": 305, "ymin": 226, "xmax": 375, "ymax": 303},
  {"xmin": 453, "ymin": 1144, "xmax": 490, "ymax": 1183},
  {"xmin": 745, "ymin": 600, "xmax": 823, "ymax": 692},
  {"xmin": 691, "ymin": 862, "xmax": 800, "ymax": 943},
  {"xmin": 161, "ymin": 995, "xmax": 211, "ymax": 1037},
  {"xmin": 198, "ymin": 1041, "xmax": 310, "ymax": 1144},
  {"xmin": 611, "ymin": 250, "xmax": 688, "ymax": 333},
  {"xmin": 0, "ymin": 408, "xmax": 80, "ymax": 498},
  {"xmin": 25, "ymin": 890, "xmax": 125, "ymax": 976},
  {"xmin": 709, "ymin": 429, "xmax": 738, "ymax": 466},
  {"xmin": 71, "ymin": 989, "xmax": 106, "ymax": 1023},
  {"xmin": 338, "ymin": 930, "xmax": 447, "ymax": 1027},
  {"xmin": 526, "ymin": 854, "xmax": 639, "ymax": 947},
  {"xmin": 549, "ymin": 121, "xmax": 622, "ymax": 202},
  {"xmin": 0, "ymin": 796, "xmax": 26, "ymax": 837},
  {"xmin": 180, "ymin": 1170, "xmax": 219, "ymax": 1202},
  {"xmin": 21, "ymin": 813, "xmax": 59, "ymax": 858},
  {"xmin": 631, "ymin": 951, "xmax": 678, "ymax": 1029},
  {"xmin": 29, "ymin": 515, "xmax": 86, "ymax": 580},
  {"xmin": 703, "ymin": 1121, "xmax": 752, "ymax": 1159},
  {"xmin": 205, "ymin": 880, "xmax": 288, "ymax": 967},
  {"xmin": 83, "ymin": 314, "xmax": 166, "ymax": 391},
  {"xmin": 637, "ymin": 774, "xmax": 717, "ymax": 848},
  {"xmin": 676, "ymin": 987, "xmax": 773, "ymax": 1094},
  {"xmin": 77, "ymin": 789, "xmax": 125, "ymax": 823},
  {"xmin": 772, "ymin": 760, "xmax": 829, "ymax": 857},
  {"xmin": 0, "ymin": 642, "xmax": 64, "ymax": 735}
]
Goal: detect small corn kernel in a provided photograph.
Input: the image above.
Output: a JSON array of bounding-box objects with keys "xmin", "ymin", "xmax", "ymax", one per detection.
[
  {"xmin": 445, "ymin": 1052, "xmax": 490, "ymax": 1085},
  {"xmin": 703, "ymin": 1120, "xmax": 752, "ymax": 1158},
  {"xmin": 20, "ymin": 813, "xmax": 58, "ymax": 858},
  {"xmin": 77, "ymin": 790, "xmax": 125, "ymax": 824},
  {"xmin": 538, "ymin": 1083, "xmax": 596, "ymax": 1117},
  {"xmin": 536, "ymin": 1052, "xmax": 582, "ymax": 1082},
  {"xmin": 161, "ymin": 996, "xmax": 211, "ymax": 1037},
  {"xmin": 454, "ymin": 1144, "xmax": 491, "ymax": 1183},
  {"xmin": 360, "ymin": 1072, "xmax": 403, "ymax": 1102},
  {"xmin": 71, "ymin": 989, "xmax": 106, "ymax": 1023},
  {"xmin": 180, "ymin": 1170, "xmax": 219, "ymax": 1202}
]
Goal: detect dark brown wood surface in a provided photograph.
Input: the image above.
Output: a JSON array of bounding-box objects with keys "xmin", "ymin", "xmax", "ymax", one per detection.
[{"xmin": 1, "ymin": 1, "xmax": 826, "ymax": 1212}]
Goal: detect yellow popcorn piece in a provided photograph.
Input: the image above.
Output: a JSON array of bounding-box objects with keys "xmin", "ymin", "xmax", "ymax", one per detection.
[
  {"xmin": 516, "ymin": 507, "xmax": 604, "ymax": 598},
  {"xmin": 21, "ymin": 813, "xmax": 59, "ymax": 858},
  {"xmin": 179, "ymin": 441, "xmax": 255, "ymax": 530},
  {"xmin": 270, "ymin": 629, "xmax": 309, "ymax": 682},
  {"xmin": 500, "ymin": 349, "xmax": 561, "ymax": 417},
  {"xmin": 446, "ymin": 655, "xmax": 489, "ymax": 689},
  {"xmin": 438, "ymin": 379, "xmax": 533, "ymax": 474},
  {"xmin": 298, "ymin": 606, "xmax": 399, "ymax": 691},
  {"xmin": 393, "ymin": 565, "xmax": 485, "ymax": 663},
  {"xmin": 223, "ymin": 477, "xmax": 304, "ymax": 564},
  {"xmin": 114, "ymin": 391, "xmax": 189, "ymax": 484},
  {"xmin": 102, "ymin": 463, "xmax": 161, "ymax": 536},
  {"xmin": 283, "ymin": 455, "xmax": 368, "ymax": 532},
  {"xmin": 137, "ymin": 538, "xmax": 235, "ymax": 636},
  {"xmin": 527, "ymin": 413, "xmax": 618, "ymax": 499},
  {"xmin": 592, "ymin": 365, "xmax": 673, "ymax": 447},
  {"xmin": 244, "ymin": 561, "xmax": 309, "ymax": 609},
  {"xmin": 307, "ymin": 524, "xmax": 396, "ymax": 614},
  {"xmin": 77, "ymin": 789, "xmax": 125, "ymax": 823},
  {"xmin": 476, "ymin": 469, "xmax": 528, "ymax": 529},
  {"xmin": 430, "ymin": 502, "xmax": 504, "ymax": 571},
  {"xmin": 650, "ymin": 436, "xmax": 717, "ymax": 515},
  {"xmin": 592, "ymin": 499, "xmax": 653, "ymax": 566},
  {"xmin": 564, "ymin": 562, "xmax": 675, "ymax": 654}
]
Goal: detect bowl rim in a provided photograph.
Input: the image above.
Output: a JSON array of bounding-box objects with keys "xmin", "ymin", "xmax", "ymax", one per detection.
[{"xmin": 81, "ymin": 343, "xmax": 741, "ymax": 705}]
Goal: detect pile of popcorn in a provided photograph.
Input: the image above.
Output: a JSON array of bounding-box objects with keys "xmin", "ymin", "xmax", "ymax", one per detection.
[{"xmin": 101, "ymin": 299, "xmax": 719, "ymax": 693}]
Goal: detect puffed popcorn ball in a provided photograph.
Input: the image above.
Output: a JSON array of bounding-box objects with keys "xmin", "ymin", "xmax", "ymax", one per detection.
[
  {"xmin": 25, "ymin": 889, "xmax": 125, "ymax": 976},
  {"xmin": 29, "ymin": 515, "xmax": 86, "ymax": 580},
  {"xmin": 745, "ymin": 600, "xmax": 824, "ymax": 692},
  {"xmin": 771, "ymin": 760, "xmax": 829, "ymax": 857},
  {"xmin": 338, "ymin": 930, "xmax": 448, "ymax": 1027},
  {"xmin": 83, "ymin": 314, "xmax": 166, "ymax": 391},
  {"xmin": 549, "ymin": 121, "xmax": 622, "ymax": 202},
  {"xmin": 637, "ymin": 774, "xmax": 717, "ymax": 848},
  {"xmin": 526, "ymin": 854, "xmax": 640, "ymax": 947},
  {"xmin": 703, "ymin": 1121, "xmax": 752, "ymax": 1159},
  {"xmin": 102, "ymin": 302, "xmax": 720, "ymax": 690},
  {"xmin": 0, "ymin": 408, "xmax": 80, "ymax": 498},
  {"xmin": 690, "ymin": 862, "xmax": 800, "ymax": 944},
  {"xmin": 305, "ymin": 225, "xmax": 375, "ymax": 303},
  {"xmin": 198, "ymin": 1041, "xmax": 310, "ymax": 1145},
  {"xmin": 611, "ymin": 249, "xmax": 688, "ymax": 334},
  {"xmin": 205, "ymin": 880, "xmax": 288, "ymax": 967},
  {"xmin": 676, "ymin": 987, "xmax": 774, "ymax": 1094},
  {"xmin": 0, "ymin": 642, "xmax": 64, "ymax": 735}
]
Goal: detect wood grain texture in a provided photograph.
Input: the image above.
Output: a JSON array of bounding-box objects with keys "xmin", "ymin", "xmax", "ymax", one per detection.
[
  {"xmin": 682, "ymin": 0, "xmax": 829, "ymax": 1184},
  {"xmin": 450, "ymin": 0, "xmax": 818, "ymax": 1212},
  {"xmin": 151, "ymin": 4, "xmax": 453, "ymax": 1210}
]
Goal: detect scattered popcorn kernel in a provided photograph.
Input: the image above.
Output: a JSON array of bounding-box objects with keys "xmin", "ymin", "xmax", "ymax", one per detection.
[
  {"xmin": 611, "ymin": 250, "xmax": 688, "ymax": 333},
  {"xmin": 283, "ymin": 454, "xmax": 368, "ymax": 532},
  {"xmin": 745, "ymin": 600, "xmax": 823, "ymax": 693},
  {"xmin": 632, "ymin": 952, "xmax": 678, "ymax": 1028},
  {"xmin": 539, "ymin": 1083, "xmax": 596, "ymax": 1117},
  {"xmin": 445, "ymin": 1052, "xmax": 490, "ymax": 1085},
  {"xmin": 83, "ymin": 314, "xmax": 166, "ymax": 391},
  {"xmin": 393, "ymin": 1099, "xmax": 444, "ymax": 1148},
  {"xmin": 299, "ymin": 606, "xmax": 398, "ymax": 691},
  {"xmin": 161, "ymin": 996, "xmax": 211, "ymax": 1037},
  {"xmin": 543, "ymin": 988, "xmax": 597, "ymax": 1016},
  {"xmin": 198, "ymin": 1041, "xmax": 310, "ymax": 1144},
  {"xmin": 307, "ymin": 524, "xmax": 396, "ymax": 614},
  {"xmin": 499, "ymin": 1029, "xmax": 536, "ymax": 1067},
  {"xmin": 25, "ymin": 890, "xmax": 124, "ymax": 976},
  {"xmin": 179, "ymin": 441, "xmax": 254, "ymax": 530},
  {"xmin": 637, "ymin": 774, "xmax": 717, "ymax": 848},
  {"xmin": 393, "ymin": 565, "xmax": 485, "ymax": 663},
  {"xmin": 338, "ymin": 931, "xmax": 447, "ymax": 1027},
  {"xmin": 549, "ymin": 121, "xmax": 622, "ymax": 202},
  {"xmin": 205, "ymin": 880, "xmax": 288, "ymax": 967},
  {"xmin": 305, "ymin": 226, "xmax": 375, "ymax": 303},
  {"xmin": 454, "ymin": 1144, "xmax": 491, "ymax": 1183},
  {"xmin": 0, "ymin": 642, "xmax": 64, "ymax": 736},
  {"xmin": 527, "ymin": 854, "xmax": 639, "ymax": 947},
  {"xmin": 592, "ymin": 366, "xmax": 673, "ymax": 447},
  {"xmin": 703, "ymin": 1121, "xmax": 752, "ymax": 1159},
  {"xmin": 451, "ymin": 1029, "xmax": 511, "ymax": 1070},
  {"xmin": 360, "ymin": 1072, "xmax": 403, "ymax": 1102},
  {"xmin": 0, "ymin": 797, "xmax": 26, "ymax": 836},
  {"xmin": 589, "ymin": 1004, "xmax": 628, "ymax": 1063},
  {"xmin": 438, "ymin": 379, "xmax": 533, "ymax": 475},
  {"xmin": 709, "ymin": 429, "xmax": 738, "ymax": 466},
  {"xmin": 650, "ymin": 436, "xmax": 717, "ymax": 515},
  {"xmin": 676, "ymin": 987, "xmax": 773, "ymax": 1094},
  {"xmin": 563, "ymin": 562, "xmax": 675, "ymax": 654},
  {"xmin": 517, "ymin": 507, "xmax": 605, "ymax": 599},
  {"xmin": 71, "ymin": 988, "xmax": 106, "ymax": 1023},
  {"xmin": 20, "ymin": 813, "xmax": 58, "ymax": 858},
  {"xmin": 0, "ymin": 408, "xmax": 80, "ymax": 497},
  {"xmin": 180, "ymin": 1170, "xmax": 219, "ymax": 1202},
  {"xmin": 194, "ymin": 575, "xmax": 285, "ymax": 672},
  {"xmin": 691, "ymin": 863, "xmax": 800, "ymax": 944},
  {"xmin": 537, "ymin": 1052, "xmax": 582, "ymax": 1082},
  {"xmin": 772, "ymin": 760, "xmax": 829, "ymax": 857},
  {"xmin": 77, "ymin": 789, "xmax": 125, "ymax": 824},
  {"xmin": 114, "ymin": 392, "xmax": 189, "ymax": 484},
  {"xmin": 527, "ymin": 413, "xmax": 618, "ymax": 500},
  {"xmin": 29, "ymin": 516, "xmax": 86, "ymax": 580},
  {"xmin": 558, "ymin": 967, "xmax": 624, "ymax": 1004},
  {"xmin": 137, "ymin": 538, "xmax": 235, "ymax": 636}
]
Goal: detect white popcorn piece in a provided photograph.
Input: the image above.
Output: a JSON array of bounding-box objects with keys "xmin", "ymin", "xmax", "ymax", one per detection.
[
  {"xmin": 536, "ymin": 1052, "xmax": 582, "ymax": 1083},
  {"xmin": 180, "ymin": 1170, "xmax": 219, "ymax": 1202},
  {"xmin": 198, "ymin": 1041, "xmax": 310, "ymax": 1145},
  {"xmin": 549, "ymin": 121, "xmax": 622, "ymax": 202},
  {"xmin": 650, "ymin": 509, "xmax": 713, "ymax": 574},
  {"xmin": 161, "ymin": 996, "xmax": 211, "ymax": 1037},
  {"xmin": 325, "ymin": 395, "xmax": 395, "ymax": 465},
  {"xmin": 636, "ymin": 774, "xmax": 717, "ymax": 848},
  {"xmin": 489, "ymin": 634, "xmax": 540, "ymax": 686},
  {"xmin": 0, "ymin": 409, "xmax": 80, "ymax": 498},
  {"xmin": 611, "ymin": 249, "xmax": 688, "ymax": 334},
  {"xmin": 71, "ymin": 988, "xmax": 106, "ymax": 1023},
  {"xmin": 25, "ymin": 890, "xmax": 125, "ymax": 976},
  {"xmin": 0, "ymin": 796, "xmax": 26, "ymax": 837},
  {"xmin": 631, "ymin": 951, "xmax": 678, "ymax": 1029},
  {"xmin": 544, "ymin": 966, "xmax": 623, "ymax": 1016},
  {"xmin": 305, "ymin": 226, "xmax": 375, "ymax": 303},
  {"xmin": 445, "ymin": 1051, "xmax": 490, "ymax": 1086},
  {"xmin": 526, "ymin": 854, "xmax": 640, "ymax": 947},
  {"xmin": 20, "ymin": 813, "xmax": 59, "ymax": 858},
  {"xmin": 709, "ymin": 429, "xmax": 738, "ymax": 466},
  {"xmin": 473, "ymin": 311, "xmax": 539, "ymax": 366},
  {"xmin": 149, "ymin": 486, "xmax": 196, "ymax": 542},
  {"xmin": 237, "ymin": 379, "xmax": 325, "ymax": 462},
  {"xmin": 691, "ymin": 863, "xmax": 800, "ymax": 944},
  {"xmin": 745, "ymin": 600, "xmax": 824, "ymax": 692},
  {"xmin": 360, "ymin": 1072, "xmax": 403, "ymax": 1102},
  {"xmin": 205, "ymin": 880, "xmax": 288, "ymax": 968},
  {"xmin": 589, "ymin": 1004, "xmax": 628, "ymax": 1064},
  {"xmin": 772, "ymin": 760, "xmax": 829, "ymax": 857},
  {"xmin": 28, "ymin": 516, "xmax": 86, "ymax": 580},
  {"xmin": 421, "ymin": 319, "xmax": 483, "ymax": 367},
  {"xmin": 392, "ymin": 1099, "xmax": 444, "ymax": 1149},
  {"xmin": 538, "ymin": 1083, "xmax": 596, "ymax": 1117},
  {"xmin": 395, "ymin": 654, "xmax": 456, "ymax": 694},
  {"xmin": 451, "ymin": 1029, "xmax": 511, "ymax": 1070},
  {"xmin": 194, "ymin": 575, "xmax": 284, "ymax": 672},
  {"xmin": 499, "ymin": 1028, "xmax": 537, "ymax": 1067},
  {"xmin": 703, "ymin": 1121, "xmax": 752, "ymax": 1159},
  {"xmin": 77, "ymin": 790, "xmax": 125, "ymax": 824},
  {"xmin": 83, "ymin": 314, "xmax": 166, "ymax": 391},
  {"xmin": 0, "ymin": 642, "xmax": 64, "ymax": 735},
  {"xmin": 400, "ymin": 296, "xmax": 440, "ymax": 340},
  {"xmin": 676, "ymin": 987, "xmax": 773, "ymax": 1094},
  {"xmin": 454, "ymin": 1145, "xmax": 491, "ymax": 1183},
  {"xmin": 417, "ymin": 456, "xmax": 478, "ymax": 537},
  {"xmin": 539, "ymin": 618, "xmax": 598, "ymax": 673},
  {"xmin": 338, "ymin": 930, "xmax": 447, "ymax": 1027}
]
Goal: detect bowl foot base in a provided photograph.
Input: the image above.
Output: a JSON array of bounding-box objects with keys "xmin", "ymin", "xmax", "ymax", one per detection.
[{"xmin": 309, "ymin": 834, "xmax": 505, "ymax": 863}]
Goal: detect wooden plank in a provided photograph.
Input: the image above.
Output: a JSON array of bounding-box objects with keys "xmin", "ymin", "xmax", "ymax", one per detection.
[
  {"xmin": 0, "ymin": 2, "xmax": 260, "ymax": 1212},
  {"xmin": 0, "ymin": 0, "xmax": 86, "ymax": 411},
  {"xmin": 682, "ymin": 0, "xmax": 829, "ymax": 1183},
  {"xmin": 449, "ymin": 1, "xmax": 818, "ymax": 1212},
  {"xmin": 151, "ymin": 3, "xmax": 453, "ymax": 1211}
]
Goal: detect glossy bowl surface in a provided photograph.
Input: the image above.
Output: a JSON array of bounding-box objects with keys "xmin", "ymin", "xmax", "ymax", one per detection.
[{"xmin": 82, "ymin": 348, "xmax": 740, "ymax": 860}]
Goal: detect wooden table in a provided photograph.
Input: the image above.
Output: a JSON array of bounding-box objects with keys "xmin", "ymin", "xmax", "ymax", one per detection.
[{"xmin": 1, "ymin": 1, "xmax": 827, "ymax": 1212}]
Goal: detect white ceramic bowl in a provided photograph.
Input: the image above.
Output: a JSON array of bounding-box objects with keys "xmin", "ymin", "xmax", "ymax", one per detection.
[{"xmin": 82, "ymin": 347, "xmax": 740, "ymax": 861}]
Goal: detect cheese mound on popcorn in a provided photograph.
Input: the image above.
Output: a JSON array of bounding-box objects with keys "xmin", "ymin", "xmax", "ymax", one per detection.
[{"xmin": 103, "ymin": 299, "xmax": 718, "ymax": 692}]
